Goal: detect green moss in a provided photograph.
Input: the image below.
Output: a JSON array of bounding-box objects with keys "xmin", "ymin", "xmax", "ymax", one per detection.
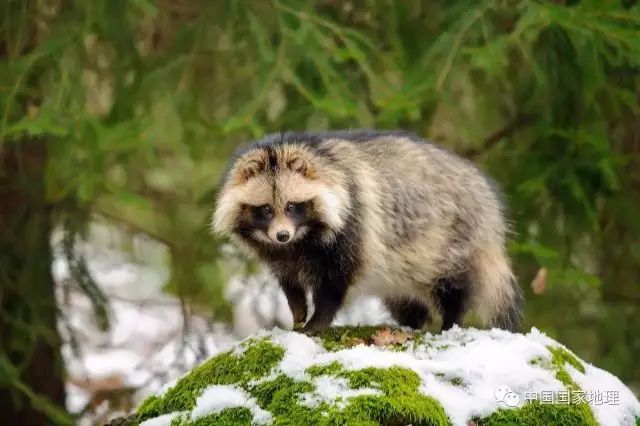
[
  {"xmin": 335, "ymin": 394, "xmax": 449, "ymax": 426},
  {"xmin": 528, "ymin": 356, "xmax": 553, "ymax": 370},
  {"xmin": 186, "ymin": 408, "xmax": 253, "ymax": 426},
  {"xmin": 315, "ymin": 325, "xmax": 386, "ymax": 351},
  {"xmin": 306, "ymin": 361, "xmax": 345, "ymax": 377},
  {"xmin": 255, "ymin": 363, "xmax": 450, "ymax": 425},
  {"xmin": 342, "ymin": 366, "xmax": 420, "ymax": 393},
  {"xmin": 136, "ymin": 339, "xmax": 284, "ymax": 421},
  {"xmin": 388, "ymin": 343, "xmax": 410, "ymax": 352},
  {"xmin": 477, "ymin": 400, "xmax": 597, "ymax": 426},
  {"xmin": 547, "ymin": 346, "xmax": 585, "ymax": 374},
  {"xmin": 251, "ymin": 374, "xmax": 314, "ymax": 410},
  {"xmin": 554, "ymin": 369, "xmax": 579, "ymax": 389},
  {"xmin": 333, "ymin": 367, "xmax": 449, "ymax": 425},
  {"xmin": 432, "ymin": 372, "xmax": 464, "ymax": 388},
  {"xmin": 169, "ymin": 414, "xmax": 186, "ymax": 426},
  {"xmin": 407, "ymin": 332, "xmax": 442, "ymax": 352},
  {"xmin": 251, "ymin": 374, "xmax": 325, "ymax": 424},
  {"xmin": 136, "ymin": 395, "xmax": 163, "ymax": 421},
  {"xmin": 529, "ymin": 346, "xmax": 586, "ymax": 389},
  {"xmin": 316, "ymin": 325, "xmax": 421, "ymax": 352},
  {"xmin": 409, "ymin": 333, "xmax": 428, "ymax": 348},
  {"xmin": 448, "ymin": 376, "xmax": 464, "ymax": 387}
]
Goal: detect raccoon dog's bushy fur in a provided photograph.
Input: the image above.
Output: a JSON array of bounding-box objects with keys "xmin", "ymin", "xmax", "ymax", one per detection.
[{"xmin": 212, "ymin": 130, "xmax": 523, "ymax": 333}]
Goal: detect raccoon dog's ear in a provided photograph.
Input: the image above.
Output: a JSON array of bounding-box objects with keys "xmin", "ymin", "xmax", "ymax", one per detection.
[
  {"xmin": 286, "ymin": 156, "xmax": 314, "ymax": 178},
  {"xmin": 233, "ymin": 151, "xmax": 267, "ymax": 183}
]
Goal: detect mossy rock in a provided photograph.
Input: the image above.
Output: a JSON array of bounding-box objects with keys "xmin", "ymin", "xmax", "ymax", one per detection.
[{"xmin": 111, "ymin": 327, "xmax": 640, "ymax": 426}]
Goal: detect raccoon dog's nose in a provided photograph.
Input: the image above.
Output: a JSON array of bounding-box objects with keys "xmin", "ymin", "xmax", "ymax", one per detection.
[{"xmin": 276, "ymin": 230, "xmax": 290, "ymax": 242}]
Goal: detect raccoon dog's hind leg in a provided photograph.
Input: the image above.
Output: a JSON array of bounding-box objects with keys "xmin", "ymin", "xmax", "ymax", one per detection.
[
  {"xmin": 469, "ymin": 244, "xmax": 523, "ymax": 332},
  {"xmin": 434, "ymin": 275, "xmax": 471, "ymax": 331},
  {"xmin": 384, "ymin": 298, "xmax": 431, "ymax": 329}
]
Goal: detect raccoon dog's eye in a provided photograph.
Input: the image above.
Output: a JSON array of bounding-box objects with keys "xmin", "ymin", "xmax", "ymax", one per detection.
[
  {"xmin": 285, "ymin": 202, "xmax": 303, "ymax": 215},
  {"xmin": 256, "ymin": 204, "xmax": 273, "ymax": 219}
]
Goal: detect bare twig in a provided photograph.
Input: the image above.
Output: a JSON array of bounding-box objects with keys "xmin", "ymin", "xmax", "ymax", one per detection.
[{"xmin": 462, "ymin": 114, "xmax": 534, "ymax": 159}]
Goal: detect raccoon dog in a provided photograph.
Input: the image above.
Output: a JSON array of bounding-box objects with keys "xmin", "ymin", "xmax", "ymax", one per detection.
[{"xmin": 212, "ymin": 130, "xmax": 523, "ymax": 333}]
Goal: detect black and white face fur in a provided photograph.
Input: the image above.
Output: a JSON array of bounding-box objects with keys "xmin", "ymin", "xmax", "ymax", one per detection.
[
  {"xmin": 239, "ymin": 200, "xmax": 313, "ymax": 246},
  {"xmin": 213, "ymin": 131, "xmax": 523, "ymax": 334},
  {"xmin": 213, "ymin": 140, "xmax": 352, "ymax": 251}
]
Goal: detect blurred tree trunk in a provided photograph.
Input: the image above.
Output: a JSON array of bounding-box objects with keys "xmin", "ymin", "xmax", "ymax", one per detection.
[{"xmin": 0, "ymin": 140, "xmax": 67, "ymax": 424}]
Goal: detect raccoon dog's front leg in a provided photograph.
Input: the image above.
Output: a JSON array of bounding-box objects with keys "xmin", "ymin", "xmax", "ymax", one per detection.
[
  {"xmin": 301, "ymin": 272, "xmax": 349, "ymax": 333},
  {"xmin": 280, "ymin": 279, "xmax": 307, "ymax": 326}
]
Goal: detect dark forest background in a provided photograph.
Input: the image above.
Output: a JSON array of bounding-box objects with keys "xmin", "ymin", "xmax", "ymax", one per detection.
[{"xmin": 1, "ymin": 0, "xmax": 639, "ymax": 423}]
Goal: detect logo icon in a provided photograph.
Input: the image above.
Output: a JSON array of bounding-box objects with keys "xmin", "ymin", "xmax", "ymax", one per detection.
[{"xmin": 495, "ymin": 385, "xmax": 521, "ymax": 407}]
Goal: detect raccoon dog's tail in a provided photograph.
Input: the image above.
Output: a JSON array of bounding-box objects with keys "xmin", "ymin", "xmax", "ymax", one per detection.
[{"xmin": 470, "ymin": 243, "xmax": 523, "ymax": 332}]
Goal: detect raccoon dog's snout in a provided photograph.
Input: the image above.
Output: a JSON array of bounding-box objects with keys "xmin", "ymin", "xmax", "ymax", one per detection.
[
  {"xmin": 276, "ymin": 230, "xmax": 290, "ymax": 242},
  {"xmin": 267, "ymin": 220, "xmax": 296, "ymax": 244}
]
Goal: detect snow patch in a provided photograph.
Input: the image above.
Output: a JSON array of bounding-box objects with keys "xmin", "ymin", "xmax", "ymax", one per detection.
[
  {"xmin": 569, "ymin": 362, "xmax": 640, "ymax": 426},
  {"xmin": 191, "ymin": 384, "xmax": 272, "ymax": 424},
  {"xmin": 299, "ymin": 376, "xmax": 381, "ymax": 409}
]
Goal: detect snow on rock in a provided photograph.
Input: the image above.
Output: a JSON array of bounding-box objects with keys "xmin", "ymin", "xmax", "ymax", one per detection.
[
  {"xmin": 570, "ymin": 360, "xmax": 640, "ymax": 426},
  {"xmin": 191, "ymin": 385, "xmax": 272, "ymax": 424},
  {"xmin": 298, "ymin": 376, "xmax": 382, "ymax": 409},
  {"xmin": 121, "ymin": 326, "xmax": 640, "ymax": 426}
]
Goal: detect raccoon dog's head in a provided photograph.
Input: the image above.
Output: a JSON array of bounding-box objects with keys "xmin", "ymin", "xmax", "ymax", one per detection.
[{"xmin": 212, "ymin": 142, "xmax": 350, "ymax": 248}]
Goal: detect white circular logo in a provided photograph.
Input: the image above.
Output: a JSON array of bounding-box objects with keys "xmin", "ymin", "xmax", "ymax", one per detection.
[
  {"xmin": 503, "ymin": 392, "xmax": 521, "ymax": 407},
  {"xmin": 494, "ymin": 385, "xmax": 521, "ymax": 407}
]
